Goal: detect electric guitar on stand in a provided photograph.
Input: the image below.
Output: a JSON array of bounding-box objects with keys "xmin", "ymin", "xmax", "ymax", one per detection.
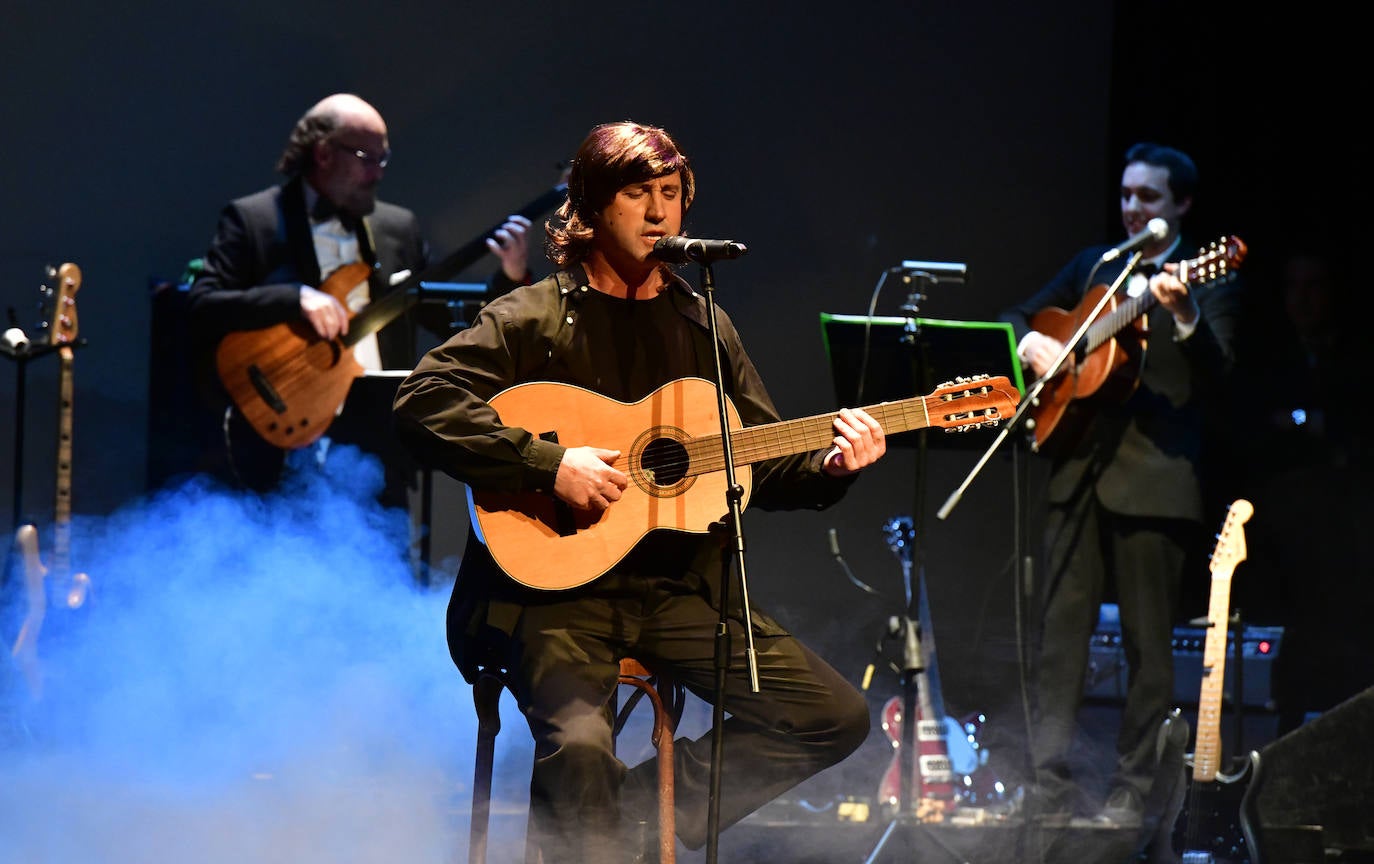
[
  {"xmin": 1171, "ymin": 499, "xmax": 1260, "ymax": 863},
  {"xmin": 10, "ymin": 263, "xmax": 92, "ymax": 703},
  {"xmin": 871, "ymin": 515, "xmax": 1010, "ymax": 822}
]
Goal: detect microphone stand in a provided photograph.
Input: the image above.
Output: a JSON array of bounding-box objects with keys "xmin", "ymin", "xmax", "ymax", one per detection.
[
  {"xmin": 931, "ymin": 250, "xmax": 1143, "ymax": 857},
  {"xmin": 935, "ymin": 250, "xmax": 1145, "ymax": 522},
  {"xmin": 862, "ymin": 274, "xmax": 967, "ymax": 864},
  {"xmin": 694, "ymin": 260, "xmax": 758, "ymax": 864}
]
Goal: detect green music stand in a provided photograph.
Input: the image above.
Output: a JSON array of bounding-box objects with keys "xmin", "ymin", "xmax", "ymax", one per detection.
[{"xmin": 819, "ymin": 313, "xmax": 1024, "ymax": 450}]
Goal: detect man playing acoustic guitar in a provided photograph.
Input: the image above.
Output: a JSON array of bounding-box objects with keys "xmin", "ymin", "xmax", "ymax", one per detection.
[
  {"xmin": 393, "ymin": 120, "xmax": 891, "ymax": 862},
  {"xmin": 999, "ymin": 142, "xmax": 1245, "ymax": 833}
]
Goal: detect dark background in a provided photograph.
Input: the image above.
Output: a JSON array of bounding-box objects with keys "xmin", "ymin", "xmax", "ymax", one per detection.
[{"xmin": 2, "ymin": 0, "xmax": 1368, "ymax": 837}]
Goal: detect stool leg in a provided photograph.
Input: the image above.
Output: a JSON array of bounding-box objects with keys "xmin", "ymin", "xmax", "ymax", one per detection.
[
  {"xmin": 619, "ymin": 674, "xmax": 677, "ymax": 864},
  {"xmin": 655, "ymin": 728, "xmax": 675, "ymax": 864},
  {"xmin": 470, "ymin": 675, "xmax": 504, "ymax": 864}
]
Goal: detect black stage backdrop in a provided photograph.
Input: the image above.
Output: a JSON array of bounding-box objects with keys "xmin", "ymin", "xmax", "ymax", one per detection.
[{"xmin": 1, "ymin": 2, "xmax": 1368, "ymax": 858}]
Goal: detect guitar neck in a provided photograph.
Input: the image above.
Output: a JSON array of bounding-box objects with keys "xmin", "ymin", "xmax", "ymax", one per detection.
[
  {"xmin": 689, "ymin": 394, "xmax": 935, "ymax": 475},
  {"xmin": 1192, "ymin": 499, "xmax": 1253, "ymax": 781},
  {"xmin": 1082, "ymin": 285, "xmax": 1158, "ymax": 355},
  {"xmin": 53, "ymin": 345, "xmax": 74, "ymax": 578},
  {"xmin": 1192, "ymin": 569, "xmax": 1233, "ymax": 781},
  {"xmin": 343, "ymin": 182, "xmax": 569, "ymax": 348},
  {"xmin": 1082, "ymin": 240, "xmax": 1243, "ymax": 356}
]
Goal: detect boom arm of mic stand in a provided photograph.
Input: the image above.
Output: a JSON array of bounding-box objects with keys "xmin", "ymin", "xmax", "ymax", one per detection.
[{"xmin": 936, "ymin": 251, "xmax": 1143, "ymax": 520}]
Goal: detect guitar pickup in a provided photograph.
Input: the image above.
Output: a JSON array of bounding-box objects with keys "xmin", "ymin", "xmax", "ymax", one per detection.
[{"xmin": 247, "ymin": 365, "xmax": 287, "ymax": 414}]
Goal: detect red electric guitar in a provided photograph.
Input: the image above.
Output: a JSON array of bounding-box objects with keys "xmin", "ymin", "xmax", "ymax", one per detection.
[{"xmin": 875, "ymin": 516, "xmax": 962, "ymax": 822}]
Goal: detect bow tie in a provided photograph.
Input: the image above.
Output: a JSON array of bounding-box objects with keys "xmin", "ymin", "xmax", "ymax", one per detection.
[{"xmin": 311, "ymin": 196, "xmax": 360, "ymax": 231}]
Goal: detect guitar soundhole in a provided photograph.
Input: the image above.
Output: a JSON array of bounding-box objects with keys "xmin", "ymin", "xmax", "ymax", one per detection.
[{"xmin": 633, "ymin": 429, "xmax": 691, "ymax": 498}]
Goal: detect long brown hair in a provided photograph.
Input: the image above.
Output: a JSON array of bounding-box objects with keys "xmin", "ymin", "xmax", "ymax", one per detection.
[{"xmin": 545, "ymin": 121, "xmax": 696, "ymax": 267}]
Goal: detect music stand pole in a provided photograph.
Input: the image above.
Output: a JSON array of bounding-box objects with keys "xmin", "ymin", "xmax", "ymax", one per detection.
[
  {"xmin": 692, "ymin": 259, "xmax": 758, "ymax": 864},
  {"xmin": 862, "ymin": 275, "xmax": 969, "ymax": 864}
]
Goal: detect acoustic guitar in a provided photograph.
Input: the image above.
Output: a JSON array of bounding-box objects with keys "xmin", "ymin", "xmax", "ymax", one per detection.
[
  {"xmin": 469, "ymin": 374, "xmax": 1019, "ymax": 590},
  {"xmin": 214, "ymin": 180, "xmax": 568, "ymax": 450},
  {"xmin": 10, "ymin": 263, "xmax": 92, "ymax": 703},
  {"xmin": 1171, "ymin": 498, "xmax": 1261, "ymax": 863},
  {"xmin": 1026, "ymin": 236, "xmax": 1246, "ymax": 453}
]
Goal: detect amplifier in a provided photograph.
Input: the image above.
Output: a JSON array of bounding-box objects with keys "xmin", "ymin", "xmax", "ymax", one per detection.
[{"xmin": 1084, "ymin": 603, "xmax": 1283, "ymax": 709}]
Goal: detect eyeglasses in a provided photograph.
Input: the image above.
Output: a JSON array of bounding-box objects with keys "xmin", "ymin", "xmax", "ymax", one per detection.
[{"xmin": 331, "ymin": 142, "xmax": 391, "ymax": 169}]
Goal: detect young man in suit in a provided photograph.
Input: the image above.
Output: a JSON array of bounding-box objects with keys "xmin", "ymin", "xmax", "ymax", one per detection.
[{"xmin": 999, "ymin": 142, "xmax": 1243, "ymax": 832}]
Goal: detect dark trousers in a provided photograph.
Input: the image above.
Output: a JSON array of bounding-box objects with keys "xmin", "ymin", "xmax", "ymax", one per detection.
[
  {"xmin": 1031, "ymin": 494, "xmax": 1190, "ymax": 809},
  {"xmin": 495, "ymin": 571, "xmax": 870, "ymax": 863}
]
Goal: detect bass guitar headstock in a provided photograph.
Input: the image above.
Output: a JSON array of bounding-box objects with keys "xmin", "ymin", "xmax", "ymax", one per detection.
[{"xmin": 39, "ymin": 262, "xmax": 82, "ymax": 348}]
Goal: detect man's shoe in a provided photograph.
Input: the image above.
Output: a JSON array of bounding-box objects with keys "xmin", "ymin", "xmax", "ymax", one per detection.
[{"xmin": 1092, "ymin": 785, "xmax": 1143, "ymax": 829}]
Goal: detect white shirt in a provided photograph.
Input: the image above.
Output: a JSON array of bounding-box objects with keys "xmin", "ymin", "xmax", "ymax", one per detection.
[{"xmin": 305, "ymin": 187, "xmax": 382, "ymax": 371}]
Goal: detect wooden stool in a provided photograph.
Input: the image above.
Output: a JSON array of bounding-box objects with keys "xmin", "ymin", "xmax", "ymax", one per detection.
[{"xmin": 468, "ymin": 658, "xmax": 685, "ymax": 864}]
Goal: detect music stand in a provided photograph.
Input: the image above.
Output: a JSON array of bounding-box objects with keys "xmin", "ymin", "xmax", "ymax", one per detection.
[
  {"xmin": 820, "ymin": 312, "xmax": 1023, "ymax": 863},
  {"xmin": 820, "ymin": 314, "xmax": 1025, "ymax": 441}
]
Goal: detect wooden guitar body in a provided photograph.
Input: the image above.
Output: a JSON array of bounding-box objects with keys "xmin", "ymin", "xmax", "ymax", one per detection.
[
  {"xmin": 214, "ymin": 261, "xmax": 371, "ymax": 450},
  {"xmin": 1027, "ymin": 283, "xmax": 1146, "ymax": 452}
]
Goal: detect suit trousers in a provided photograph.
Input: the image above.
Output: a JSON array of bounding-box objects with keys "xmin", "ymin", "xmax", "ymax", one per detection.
[{"xmin": 1031, "ymin": 493, "xmax": 1190, "ymax": 807}]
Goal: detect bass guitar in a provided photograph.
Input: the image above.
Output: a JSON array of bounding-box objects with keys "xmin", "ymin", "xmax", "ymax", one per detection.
[
  {"xmin": 215, "ymin": 179, "xmax": 568, "ymax": 450},
  {"xmin": 1171, "ymin": 498, "xmax": 1261, "ymax": 863},
  {"xmin": 10, "ymin": 263, "xmax": 92, "ymax": 703},
  {"xmin": 469, "ymin": 374, "xmax": 1019, "ymax": 590},
  {"xmin": 1026, "ymin": 235, "xmax": 1246, "ymax": 453}
]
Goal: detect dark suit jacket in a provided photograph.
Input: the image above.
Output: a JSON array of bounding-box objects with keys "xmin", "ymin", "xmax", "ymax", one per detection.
[
  {"xmin": 999, "ymin": 238, "xmax": 1243, "ymax": 522},
  {"xmin": 187, "ymin": 173, "xmax": 432, "ymax": 373}
]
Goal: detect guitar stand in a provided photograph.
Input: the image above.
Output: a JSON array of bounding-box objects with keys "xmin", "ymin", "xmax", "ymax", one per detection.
[{"xmin": 2, "ymin": 327, "xmax": 75, "ymax": 534}]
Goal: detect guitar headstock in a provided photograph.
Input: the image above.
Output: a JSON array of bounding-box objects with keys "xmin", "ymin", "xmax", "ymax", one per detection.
[
  {"xmin": 1181, "ymin": 236, "xmax": 1246, "ymax": 288},
  {"xmin": 929, "ymin": 374, "xmax": 1019, "ymax": 433},
  {"xmin": 39, "ymin": 262, "xmax": 82, "ymax": 346},
  {"xmin": 1209, "ymin": 498, "xmax": 1253, "ymax": 576}
]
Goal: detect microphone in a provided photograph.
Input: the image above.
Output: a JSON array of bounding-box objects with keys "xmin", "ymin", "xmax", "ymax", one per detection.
[
  {"xmin": 1100, "ymin": 217, "xmax": 1170, "ymax": 262},
  {"xmin": 891, "ymin": 260, "xmax": 967, "ymax": 283},
  {"xmin": 651, "ymin": 236, "xmax": 748, "ymax": 264}
]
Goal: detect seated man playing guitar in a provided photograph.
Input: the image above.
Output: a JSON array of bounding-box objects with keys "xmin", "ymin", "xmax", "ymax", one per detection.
[
  {"xmin": 186, "ymin": 92, "xmax": 533, "ymax": 496},
  {"xmin": 393, "ymin": 120, "xmax": 890, "ymax": 863},
  {"xmin": 998, "ymin": 142, "xmax": 1245, "ymax": 832}
]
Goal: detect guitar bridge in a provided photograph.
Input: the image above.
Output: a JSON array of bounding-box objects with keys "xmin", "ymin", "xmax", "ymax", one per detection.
[{"xmin": 247, "ymin": 365, "xmax": 287, "ymax": 414}]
